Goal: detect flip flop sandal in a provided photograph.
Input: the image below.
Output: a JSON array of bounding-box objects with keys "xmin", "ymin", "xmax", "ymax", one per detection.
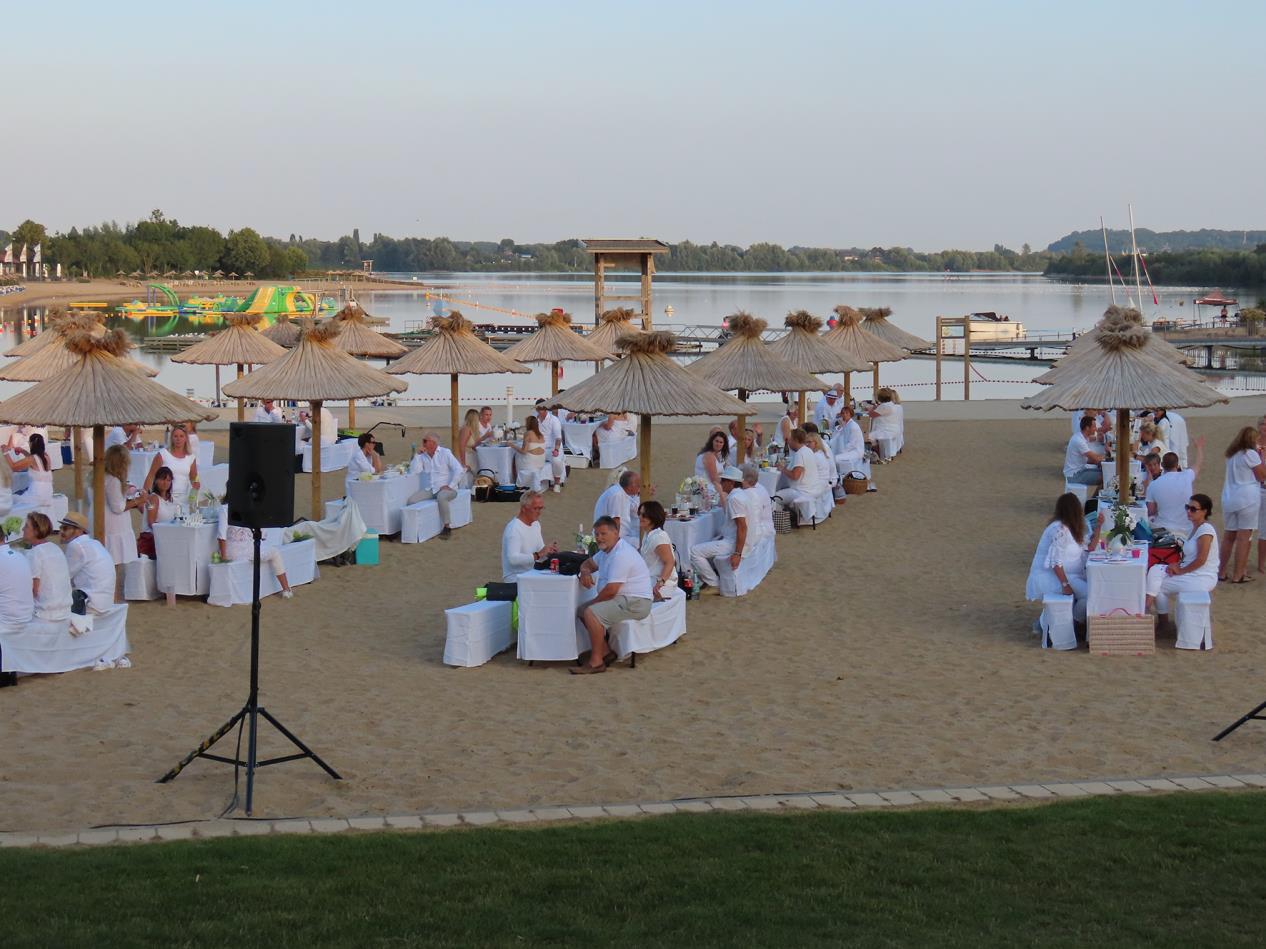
[
  {"xmin": 570, "ymin": 663, "xmax": 607, "ymax": 675},
  {"xmin": 1231, "ymin": 577, "xmax": 1255, "ymax": 584}
]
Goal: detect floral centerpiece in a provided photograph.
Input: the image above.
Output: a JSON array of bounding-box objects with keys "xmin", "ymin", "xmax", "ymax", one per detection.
[
  {"xmin": 574, "ymin": 523, "xmax": 596, "ymax": 554},
  {"xmin": 3, "ymin": 515, "xmax": 24, "ymax": 543},
  {"xmin": 1104, "ymin": 503, "xmax": 1138, "ymax": 554}
]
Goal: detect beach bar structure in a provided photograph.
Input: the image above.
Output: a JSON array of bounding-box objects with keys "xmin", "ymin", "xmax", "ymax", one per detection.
[
  {"xmin": 934, "ymin": 316, "xmax": 973, "ymax": 401},
  {"xmin": 583, "ymin": 239, "xmax": 669, "ymax": 332}
]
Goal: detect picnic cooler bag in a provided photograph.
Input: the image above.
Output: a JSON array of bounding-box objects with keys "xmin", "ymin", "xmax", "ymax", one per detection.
[
  {"xmin": 1088, "ymin": 608, "xmax": 1155, "ymax": 656},
  {"xmin": 841, "ymin": 471, "xmax": 869, "ymax": 496},
  {"xmin": 473, "ymin": 470, "xmax": 496, "ymax": 503}
]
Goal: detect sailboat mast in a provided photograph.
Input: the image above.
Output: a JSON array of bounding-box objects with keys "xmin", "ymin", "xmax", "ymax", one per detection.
[
  {"xmin": 1101, "ymin": 215, "xmax": 1117, "ymax": 305},
  {"xmin": 1128, "ymin": 203, "xmax": 1144, "ymax": 311}
]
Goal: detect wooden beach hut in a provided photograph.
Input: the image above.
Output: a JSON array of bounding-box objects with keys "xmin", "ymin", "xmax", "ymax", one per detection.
[
  {"xmin": 767, "ymin": 310, "xmax": 870, "ymax": 422},
  {"xmin": 822, "ymin": 306, "xmax": 907, "ymax": 401},
  {"xmin": 329, "ymin": 302, "xmax": 408, "ymax": 429},
  {"xmin": 503, "ymin": 309, "xmax": 606, "ymax": 396},
  {"xmin": 170, "ymin": 313, "xmax": 286, "ymax": 420}
]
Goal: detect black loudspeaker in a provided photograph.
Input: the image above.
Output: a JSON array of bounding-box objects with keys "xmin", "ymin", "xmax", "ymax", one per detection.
[{"xmin": 228, "ymin": 422, "xmax": 296, "ymax": 528}]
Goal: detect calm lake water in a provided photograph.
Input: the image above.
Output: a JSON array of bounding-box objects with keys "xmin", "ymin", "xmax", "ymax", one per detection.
[{"xmin": 3, "ymin": 273, "xmax": 1262, "ymax": 407}]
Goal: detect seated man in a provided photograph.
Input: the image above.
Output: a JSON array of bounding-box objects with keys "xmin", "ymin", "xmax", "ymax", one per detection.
[
  {"xmin": 1146, "ymin": 441, "xmax": 1205, "ymax": 539},
  {"xmin": 726, "ymin": 418, "xmax": 763, "ymax": 455},
  {"xmin": 1064, "ymin": 415, "xmax": 1104, "ymax": 487},
  {"xmin": 298, "ymin": 406, "xmax": 338, "ymax": 446},
  {"xmin": 593, "ymin": 471, "xmax": 641, "ymax": 544},
  {"xmin": 830, "ymin": 404, "xmax": 866, "ymax": 474},
  {"xmin": 534, "ymin": 400, "xmax": 567, "ymax": 491},
  {"xmin": 216, "ymin": 506, "xmax": 293, "ymax": 599},
  {"xmin": 776, "ymin": 429, "xmax": 826, "ymax": 515},
  {"xmin": 253, "ymin": 399, "xmax": 285, "ymax": 424},
  {"xmin": 690, "ymin": 465, "xmax": 749, "ymax": 593},
  {"xmin": 58, "ymin": 512, "xmax": 116, "ymax": 614},
  {"xmin": 740, "ymin": 464, "xmax": 774, "ymax": 543},
  {"xmin": 813, "ymin": 384, "xmax": 846, "ymax": 431},
  {"xmin": 407, "ymin": 432, "xmax": 467, "ymax": 539},
  {"xmin": 573, "ymin": 516, "xmax": 653, "ymax": 674},
  {"xmin": 346, "ymin": 432, "xmax": 383, "ymax": 479},
  {"xmin": 501, "ymin": 491, "xmax": 557, "ymax": 582},
  {"xmin": 0, "ymin": 542, "xmax": 35, "ymax": 688}
]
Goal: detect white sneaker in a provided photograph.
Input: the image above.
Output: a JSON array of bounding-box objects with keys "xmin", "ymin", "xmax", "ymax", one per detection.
[
  {"xmin": 115, "ymin": 656, "xmax": 133, "ymax": 669},
  {"xmin": 93, "ymin": 657, "xmax": 112, "ymax": 671},
  {"xmin": 553, "ymin": 484, "xmax": 561, "ymax": 493},
  {"xmin": 281, "ymin": 589, "xmax": 294, "ymax": 599}
]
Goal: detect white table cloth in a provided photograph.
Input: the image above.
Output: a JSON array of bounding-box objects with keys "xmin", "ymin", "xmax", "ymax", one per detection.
[
  {"xmin": 596, "ymin": 434, "xmax": 637, "ymax": 470},
  {"xmin": 302, "ymin": 440, "xmax": 357, "ymax": 473},
  {"xmin": 475, "ymin": 445, "xmax": 516, "ymax": 484},
  {"xmin": 663, "ymin": 507, "xmax": 725, "ymax": 567},
  {"xmin": 1100, "ymin": 459, "xmax": 1143, "ymax": 489},
  {"xmin": 207, "ymin": 538, "xmax": 318, "ymax": 607},
  {"xmin": 345, "ymin": 472, "xmax": 421, "ymax": 535},
  {"xmin": 45, "ymin": 441, "xmax": 65, "ymax": 471},
  {"xmin": 152, "ymin": 521, "xmax": 218, "ymax": 596},
  {"xmin": 562, "ymin": 418, "xmax": 605, "ymax": 459},
  {"xmin": 757, "ymin": 468, "xmax": 785, "ymax": 495},
  {"xmin": 1086, "ymin": 546, "xmax": 1148, "ymax": 616},
  {"xmin": 200, "ymin": 463, "xmax": 229, "ymax": 501},
  {"xmin": 444, "ymin": 600, "xmax": 515, "ymax": 667},
  {"xmin": 515, "ymin": 571, "xmax": 591, "ymax": 661}
]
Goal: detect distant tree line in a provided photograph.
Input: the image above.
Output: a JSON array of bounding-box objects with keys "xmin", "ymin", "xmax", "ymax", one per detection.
[
  {"xmin": 1047, "ymin": 228, "xmax": 1266, "ymax": 254},
  {"xmin": 1045, "ymin": 241, "xmax": 1266, "ymax": 287}
]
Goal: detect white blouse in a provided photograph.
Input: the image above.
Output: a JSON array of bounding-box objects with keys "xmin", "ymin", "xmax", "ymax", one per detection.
[
  {"xmin": 1043, "ymin": 524, "xmax": 1088, "ymax": 579},
  {"xmin": 26, "ymin": 541, "xmax": 72, "ymax": 621}
]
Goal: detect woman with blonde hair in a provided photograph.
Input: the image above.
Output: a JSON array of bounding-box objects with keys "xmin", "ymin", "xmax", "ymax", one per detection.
[
  {"xmin": 457, "ymin": 408, "xmax": 482, "ymax": 473},
  {"xmin": 143, "ymin": 423, "xmax": 199, "ymax": 510},
  {"xmin": 102, "ymin": 445, "xmax": 143, "ymax": 566},
  {"xmin": 1134, "ymin": 421, "xmax": 1166, "ymax": 461},
  {"xmin": 515, "ymin": 415, "xmax": 549, "ymax": 492},
  {"xmin": 1219, "ymin": 425, "xmax": 1266, "ymax": 583},
  {"xmin": 1258, "ymin": 415, "xmax": 1266, "ymax": 575}
]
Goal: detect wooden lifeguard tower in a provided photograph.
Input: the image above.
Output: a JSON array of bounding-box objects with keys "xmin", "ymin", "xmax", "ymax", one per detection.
[{"xmin": 583, "ymin": 238, "xmax": 670, "ymax": 330}]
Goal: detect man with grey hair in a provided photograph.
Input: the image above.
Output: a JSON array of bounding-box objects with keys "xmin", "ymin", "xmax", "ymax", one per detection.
[
  {"xmin": 502, "ymin": 491, "xmax": 557, "ymax": 581},
  {"xmin": 408, "ymin": 431, "xmax": 466, "ymax": 539},
  {"xmin": 592, "ymin": 470, "xmax": 641, "ymax": 543},
  {"xmin": 741, "ymin": 463, "xmax": 774, "ymax": 543}
]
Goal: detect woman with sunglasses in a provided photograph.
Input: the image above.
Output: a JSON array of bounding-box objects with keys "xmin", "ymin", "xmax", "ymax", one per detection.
[{"xmin": 1145, "ymin": 493, "xmax": 1219, "ymax": 640}]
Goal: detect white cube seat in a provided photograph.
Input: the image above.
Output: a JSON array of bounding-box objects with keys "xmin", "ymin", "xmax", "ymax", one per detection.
[
  {"xmin": 1175, "ymin": 590, "xmax": 1213, "ymax": 651},
  {"xmin": 715, "ymin": 534, "xmax": 778, "ymax": 597},
  {"xmin": 206, "ymin": 539, "xmax": 318, "ymax": 607},
  {"xmin": 610, "ymin": 592, "xmax": 686, "ymax": 661},
  {"xmin": 401, "ymin": 489, "xmax": 473, "ymax": 544},
  {"xmin": 443, "ymin": 600, "xmax": 515, "ymax": 667},
  {"xmin": 1040, "ymin": 593, "xmax": 1077, "ymax": 650},
  {"xmin": 1063, "ymin": 481, "xmax": 1090, "ymax": 505},
  {"xmin": 124, "ymin": 557, "xmax": 161, "ymax": 601}
]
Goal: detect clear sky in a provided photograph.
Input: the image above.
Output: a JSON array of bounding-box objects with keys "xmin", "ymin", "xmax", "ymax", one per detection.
[{"xmin": 8, "ymin": 0, "xmax": 1264, "ymax": 250}]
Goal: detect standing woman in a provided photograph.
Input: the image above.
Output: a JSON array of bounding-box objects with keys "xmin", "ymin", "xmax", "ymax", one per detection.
[
  {"xmin": 1257, "ymin": 415, "xmax": 1266, "ymax": 576},
  {"xmin": 457, "ymin": 408, "xmax": 482, "ymax": 475},
  {"xmin": 102, "ymin": 445, "xmax": 142, "ymax": 567},
  {"xmin": 6, "ymin": 432, "xmax": 55, "ymax": 513},
  {"xmin": 694, "ymin": 429, "xmax": 729, "ymax": 504},
  {"xmin": 1218, "ymin": 426, "xmax": 1265, "ymax": 583},
  {"xmin": 145, "ymin": 423, "xmax": 199, "ymax": 511},
  {"xmin": 1146, "ymin": 493, "xmax": 1219, "ymax": 634}
]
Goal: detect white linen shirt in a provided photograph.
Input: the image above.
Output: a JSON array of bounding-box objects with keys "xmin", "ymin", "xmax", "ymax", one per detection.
[
  {"xmin": 409, "ymin": 446, "xmax": 465, "ymax": 492},
  {"xmin": 831, "ymin": 419, "xmax": 865, "ymax": 463},
  {"xmin": 1145, "ymin": 469, "xmax": 1196, "ymax": 535},
  {"xmin": 593, "ymin": 484, "xmax": 638, "ymax": 541},
  {"xmin": 789, "ymin": 446, "xmax": 823, "ymax": 494},
  {"xmin": 1180, "ymin": 522, "xmax": 1220, "ymax": 582},
  {"xmin": 64, "ymin": 535, "xmax": 115, "ymax": 614},
  {"xmin": 722, "ymin": 487, "xmax": 753, "ymax": 554},
  {"xmin": 253, "ymin": 405, "xmax": 285, "ymax": 424},
  {"xmin": 536, "ymin": 412, "xmax": 563, "ymax": 452},
  {"xmin": 501, "ymin": 516, "xmax": 544, "ymax": 582},
  {"xmin": 0, "ymin": 544, "xmax": 34, "ymax": 633},
  {"xmin": 593, "ymin": 538, "xmax": 653, "ymax": 600},
  {"xmin": 1063, "ymin": 432, "xmax": 1096, "ymax": 479},
  {"xmin": 26, "ymin": 541, "xmax": 72, "ymax": 622},
  {"xmin": 746, "ymin": 482, "xmax": 774, "ymax": 541},
  {"xmin": 1222, "ymin": 450, "xmax": 1263, "ymax": 514},
  {"xmin": 813, "ymin": 395, "xmax": 844, "ymax": 430},
  {"xmin": 346, "ymin": 448, "xmax": 377, "ymax": 480}
]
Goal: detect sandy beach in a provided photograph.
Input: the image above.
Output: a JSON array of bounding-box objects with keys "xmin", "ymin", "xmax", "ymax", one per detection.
[{"xmin": 1, "ymin": 399, "xmax": 1265, "ymax": 835}]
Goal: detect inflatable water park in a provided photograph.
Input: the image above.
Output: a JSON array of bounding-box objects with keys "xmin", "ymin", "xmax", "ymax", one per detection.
[{"xmin": 117, "ymin": 284, "xmax": 337, "ymax": 323}]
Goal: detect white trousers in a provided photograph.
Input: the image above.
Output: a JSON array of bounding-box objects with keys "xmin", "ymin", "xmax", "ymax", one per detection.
[
  {"xmin": 690, "ymin": 538, "xmax": 735, "ymax": 587},
  {"xmin": 1146, "ymin": 565, "xmax": 1216, "ymax": 614},
  {"xmin": 1031, "ymin": 571, "xmax": 1089, "ymax": 623},
  {"xmin": 550, "ymin": 451, "xmax": 567, "ymax": 484}
]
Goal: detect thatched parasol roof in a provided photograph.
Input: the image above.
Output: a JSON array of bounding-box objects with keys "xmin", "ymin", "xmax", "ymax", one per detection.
[
  {"xmin": 768, "ymin": 310, "xmax": 869, "ymax": 373},
  {"xmin": 330, "ymin": 303, "xmax": 407, "ymax": 359},
  {"xmin": 822, "ymin": 306, "xmax": 908, "ymax": 366},
  {"xmin": 223, "ymin": 320, "xmax": 407, "ymax": 402},
  {"xmin": 542, "ymin": 332, "xmax": 749, "ymax": 417},
  {"xmin": 586, "ymin": 307, "xmax": 643, "ymax": 357},
  {"xmin": 860, "ymin": 306, "xmax": 931, "ymax": 350},
  {"xmin": 260, "ymin": 312, "xmax": 302, "ymax": 347},
  {"xmin": 5, "ymin": 309, "xmax": 106, "ymax": 358},
  {"xmin": 504, "ymin": 309, "xmax": 606, "ymax": 365},
  {"xmin": 0, "ymin": 330, "xmax": 215, "ymax": 428},
  {"xmin": 0, "ymin": 326, "xmax": 158, "ymax": 382},
  {"xmin": 386, "ymin": 312, "xmax": 529, "ymax": 377},
  {"xmin": 170, "ymin": 313, "xmax": 287, "ymax": 367},
  {"xmin": 1032, "ymin": 306, "xmax": 1197, "ymax": 385},
  {"xmin": 1021, "ymin": 307, "xmax": 1227, "ymax": 412},
  {"xmin": 687, "ymin": 313, "xmax": 828, "ymax": 394}
]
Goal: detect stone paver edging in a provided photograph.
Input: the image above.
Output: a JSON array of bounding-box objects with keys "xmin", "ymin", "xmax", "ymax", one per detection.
[{"xmin": 3, "ymin": 773, "xmax": 1264, "ymax": 849}]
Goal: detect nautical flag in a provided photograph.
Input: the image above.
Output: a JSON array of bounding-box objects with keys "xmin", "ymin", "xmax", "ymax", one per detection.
[
  {"xmin": 32, "ymin": 244, "xmax": 41, "ymax": 264},
  {"xmin": 18, "ymin": 244, "xmax": 27, "ymax": 263},
  {"xmin": 2, "ymin": 243, "xmax": 11, "ymax": 264}
]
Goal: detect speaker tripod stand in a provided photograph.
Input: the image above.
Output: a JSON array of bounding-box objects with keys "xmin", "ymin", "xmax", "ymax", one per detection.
[
  {"xmin": 158, "ymin": 528, "xmax": 340, "ymax": 815},
  {"xmin": 1213, "ymin": 697, "xmax": 1266, "ymax": 742}
]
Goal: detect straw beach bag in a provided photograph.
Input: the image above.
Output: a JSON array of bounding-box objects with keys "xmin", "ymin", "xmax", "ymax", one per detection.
[
  {"xmin": 842, "ymin": 471, "xmax": 868, "ymax": 496},
  {"xmin": 1088, "ymin": 608, "xmax": 1155, "ymax": 656}
]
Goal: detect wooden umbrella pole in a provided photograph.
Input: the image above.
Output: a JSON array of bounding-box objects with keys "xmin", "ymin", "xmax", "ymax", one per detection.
[
  {"xmin": 551, "ymin": 361, "xmax": 559, "ymax": 396},
  {"xmin": 214, "ymin": 365, "xmax": 221, "ymax": 406},
  {"xmin": 348, "ymin": 399, "xmax": 357, "ymax": 430},
  {"xmin": 236, "ymin": 364, "xmax": 245, "ymax": 421},
  {"xmin": 639, "ymin": 414, "xmax": 652, "ymax": 501},
  {"xmin": 872, "ymin": 364, "xmax": 880, "ymax": 397},
  {"xmin": 844, "ymin": 372, "xmax": 852, "ymax": 403},
  {"xmin": 798, "ymin": 390, "xmax": 807, "ymax": 426},
  {"xmin": 450, "ymin": 374, "xmax": 460, "ymax": 450},
  {"xmin": 736, "ymin": 388, "xmax": 748, "ymax": 465},
  {"xmin": 91, "ymin": 425, "xmax": 106, "ymax": 539},
  {"xmin": 72, "ymin": 426, "xmax": 84, "ymax": 510},
  {"xmin": 311, "ymin": 399, "xmax": 323, "ymax": 522},
  {"xmin": 1116, "ymin": 408, "xmax": 1130, "ymax": 500}
]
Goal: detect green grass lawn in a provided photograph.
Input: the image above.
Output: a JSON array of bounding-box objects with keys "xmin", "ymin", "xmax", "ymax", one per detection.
[{"xmin": 3, "ymin": 792, "xmax": 1263, "ymax": 947}]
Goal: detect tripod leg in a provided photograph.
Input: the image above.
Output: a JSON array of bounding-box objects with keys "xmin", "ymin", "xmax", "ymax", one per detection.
[
  {"xmin": 1212, "ymin": 698, "xmax": 1266, "ymax": 741},
  {"xmin": 157, "ymin": 707, "xmax": 248, "ymax": 783},
  {"xmin": 258, "ymin": 707, "xmax": 343, "ymax": 779}
]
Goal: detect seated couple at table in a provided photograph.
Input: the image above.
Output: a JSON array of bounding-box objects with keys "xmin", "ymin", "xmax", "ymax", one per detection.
[{"xmin": 777, "ymin": 429, "xmax": 833, "ymax": 514}]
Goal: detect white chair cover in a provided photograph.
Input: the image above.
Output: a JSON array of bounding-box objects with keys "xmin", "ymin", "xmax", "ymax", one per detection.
[
  {"xmin": 0, "ymin": 603, "xmax": 130, "ymax": 673},
  {"xmin": 206, "ymin": 538, "xmax": 319, "ymax": 607},
  {"xmin": 596, "ymin": 434, "xmax": 637, "ymax": 470},
  {"xmin": 444, "ymin": 600, "xmax": 515, "ymax": 667},
  {"xmin": 400, "ymin": 489, "xmax": 473, "ymax": 544},
  {"xmin": 1040, "ymin": 594, "xmax": 1077, "ymax": 650},
  {"xmin": 610, "ymin": 593, "xmax": 686, "ymax": 659},
  {"xmin": 124, "ymin": 557, "xmax": 161, "ymax": 601},
  {"xmin": 715, "ymin": 533, "xmax": 777, "ymax": 597},
  {"xmin": 1175, "ymin": 591, "xmax": 1213, "ymax": 650}
]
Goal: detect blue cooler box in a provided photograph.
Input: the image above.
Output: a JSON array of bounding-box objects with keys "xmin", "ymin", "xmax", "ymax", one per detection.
[{"xmin": 356, "ymin": 532, "xmax": 379, "ymax": 565}]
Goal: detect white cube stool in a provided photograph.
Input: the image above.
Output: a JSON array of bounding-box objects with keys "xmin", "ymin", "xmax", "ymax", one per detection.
[
  {"xmin": 1175, "ymin": 591, "xmax": 1213, "ymax": 650},
  {"xmin": 124, "ymin": 558, "xmax": 161, "ymax": 601},
  {"xmin": 443, "ymin": 600, "xmax": 514, "ymax": 667},
  {"xmin": 1063, "ymin": 482, "xmax": 1090, "ymax": 505},
  {"xmin": 401, "ymin": 489, "xmax": 473, "ymax": 544},
  {"xmin": 1040, "ymin": 593, "xmax": 1077, "ymax": 650}
]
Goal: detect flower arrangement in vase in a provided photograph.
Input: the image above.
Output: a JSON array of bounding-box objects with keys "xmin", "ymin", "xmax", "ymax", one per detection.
[{"xmin": 1105, "ymin": 503, "xmax": 1137, "ymax": 555}]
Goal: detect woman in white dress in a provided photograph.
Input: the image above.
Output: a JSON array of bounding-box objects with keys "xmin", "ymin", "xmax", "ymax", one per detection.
[
  {"xmin": 6, "ymin": 432, "xmax": 54, "ymax": 513},
  {"xmin": 1217, "ymin": 426, "xmax": 1265, "ymax": 583},
  {"xmin": 515, "ymin": 416, "xmax": 549, "ymax": 493},
  {"xmin": 1026, "ymin": 493, "xmax": 1097, "ymax": 623},
  {"xmin": 638, "ymin": 501, "xmax": 679, "ymax": 601},
  {"xmin": 1133, "ymin": 422, "xmax": 1166, "ymax": 462},
  {"xmin": 804, "ymin": 428, "xmax": 838, "ymax": 488},
  {"xmin": 457, "ymin": 409, "xmax": 481, "ymax": 475},
  {"xmin": 771, "ymin": 404, "xmax": 798, "ymax": 454},
  {"xmin": 138, "ymin": 466, "xmax": 178, "ymax": 560},
  {"xmin": 22, "ymin": 512, "xmax": 72, "ymax": 622},
  {"xmin": 1258, "ymin": 415, "xmax": 1266, "ymax": 577},
  {"xmin": 144, "ymin": 424, "xmax": 199, "ymax": 511},
  {"xmin": 102, "ymin": 445, "xmax": 142, "ymax": 567},
  {"xmin": 1146, "ymin": 493, "xmax": 1219, "ymax": 631},
  {"xmin": 694, "ymin": 430, "xmax": 729, "ymax": 503}
]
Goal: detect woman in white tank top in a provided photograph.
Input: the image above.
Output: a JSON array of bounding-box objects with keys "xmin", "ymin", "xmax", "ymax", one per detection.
[
  {"xmin": 6, "ymin": 432, "xmax": 54, "ymax": 510},
  {"xmin": 145, "ymin": 424, "xmax": 200, "ymax": 510}
]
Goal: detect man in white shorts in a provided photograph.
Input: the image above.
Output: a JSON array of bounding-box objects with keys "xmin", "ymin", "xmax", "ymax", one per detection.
[{"xmin": 573, "ymin": 516, "xmax": 653, "ymax": 674}]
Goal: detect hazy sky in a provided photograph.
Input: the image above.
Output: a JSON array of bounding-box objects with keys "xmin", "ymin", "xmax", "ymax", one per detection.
[{"xmin": 8, "ymin": 1, "xmax": 1264, "ymax": 250}]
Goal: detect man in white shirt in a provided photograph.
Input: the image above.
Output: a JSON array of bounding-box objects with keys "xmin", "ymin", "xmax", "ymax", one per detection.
[
  {"xmin": 253, "ymin": 399, "xmax": 285, "ymax": 424},
  {"xmin": 299, "ymin": 406, "xmax": 338, "ymax": 446},
  {"xmin": 407, "ymin": 432, "xmax": 467, "ymax": 538},
  {"xmin": 830, "ymin": 404, "xmax": 866, "ymax": 474},
  {"xmin": 534, "ymin": 400, "xmax": 567, "ymax": 490},
  {"xmin": 741, "ymin": 464, "xmax": 774, "ymax": 543},
  {"xmin": 0, "ymin": 543, "xmax": 34, "ymax": 686},
  {"xmin": 346, "ymin": 432, "xmax": 383, "ymax": 479},
  {"xmin": 104, "ymin": 425, "xmax": 138, "ymax": 451},
  {"xmin": 59, "ymin": 512, "xmax": 116, "ymax": 614},
  {"xmin": 777, "ymin": 429, "xmax": 825, "ymax": 511},
  {"xmin": 813, "ymin": 385, "xmax": 846, "ymax": 430},
  {"xmin": 501, "ymin": 491, "xmax": 558, "ymax": 582},
  {"xmin": 1064, "ymin": 416, "xmax": 1104, "ymax": 486},
  {"xmin": 1146, "ymin": 442, "xmax": 1204, "ymax": 537},
  {"xmin": 593, "ymin": 471, "xmax": 641, "ymax": 543},
  {"xmin": 476, "ymin": 406, "xmax": 495, "ymax": 446},
  {"xmin": 1154, "ymin": 408, "xmax": 1189, "ymax": 467},
  {"xmin": 690, "ymin": 466, "xmax": 749, "ymax": 592},
  {"xmin": 573, "ymin": 516, "xmax": 653, "ymax": 674}
]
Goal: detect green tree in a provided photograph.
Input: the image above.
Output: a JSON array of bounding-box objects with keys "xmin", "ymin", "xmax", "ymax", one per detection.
[
  {"xmin": 11, "ymin": 219, "xmax": 47, "ymax": 253},
  {"xmin": 223, "ymin": 228, "xmax": 271, "ymax": 275}
]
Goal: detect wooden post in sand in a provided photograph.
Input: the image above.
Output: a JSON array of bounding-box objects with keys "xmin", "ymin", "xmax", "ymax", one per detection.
[
  {"xmin": 310, "ymin": 399, "xmax": 323, "ymax": 521},
  {"xmin": 449, "ymin": 374, "xmax": 460, "ymax": 451},
  {"xmin": 735, "ymin": 388, "xmax": 748, "ymax": 464},
  {"xmin": 236, "ymin": 364, "xmax": 245, "ymax": 421},
  {"xmin": 1116, "ymin": 408, "xmax": 1131, "ymax": 497},
  {"xmin": 639, "ymin": 414, "xmax": 652, "ymax": 501},
  {"xmin": 91, "ymin": 425, "xmax": 106, "ymax": 539}
]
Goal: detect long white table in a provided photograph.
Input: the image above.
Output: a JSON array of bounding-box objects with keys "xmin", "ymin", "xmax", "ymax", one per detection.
[
  {"xmin": 1086, "ymin": 546, "xmax": 1148, "ymax": 616},
  {"xmin": 345, "ymin": 471, "xmax": 421, "ymax": 535},
  {"xmin": 153, "ymin": 520, "xmax": 286, "ymax": 597},
  {"xmin": 475, "ymin": 444, "xmax": 516, "ymax": 483},
  {"xmin": 757, "ymin": 468, "xmax": 785, "ymax": 495},
  {"xmin": 562, "ymin": 418, "xmax": 605, "ymax": 459},
  {"xmin": 663, "ymin": 507, "xmax": 726, "ymax": 567}
]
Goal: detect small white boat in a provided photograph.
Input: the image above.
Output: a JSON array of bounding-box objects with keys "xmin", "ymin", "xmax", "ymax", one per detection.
[{"xmin": 966, "ymin": 312, "xmax": 1025, "ymax": 341}]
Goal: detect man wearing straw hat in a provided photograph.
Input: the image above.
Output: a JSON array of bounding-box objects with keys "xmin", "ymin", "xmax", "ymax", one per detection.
[
  {"xmin": 690, "ymin": 465, "xmax": 750, "ymax": 594},
  {"xmin": 58, "ymin": 512, "xmax": 115, "ymax": 615},
  {"xmin": 830, "ymin": 403, "xmax": 866, "ymax": 475},
  {"xmin": 813, "ymin": 384, "xmax": 846, "ymax": 431}
]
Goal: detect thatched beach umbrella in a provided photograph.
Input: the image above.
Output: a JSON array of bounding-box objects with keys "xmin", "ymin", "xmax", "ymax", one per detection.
[
  {"xmin": 542, "ymin": 332, "xmax": 749, "ymax": 499},
  {"xmin": 0, "ymin": 330, "xmax": 215, "ymax": 539},
  {"xmin": 1032, "ymin": 306, "xmax": 1194, "ymax": 385},
  {"xmin": 861, "ymin": 306, "xmax": 931, "ymax": 352},
  {"xmin": 768, "ymin": 310, "xmax": 870, "ymax": 422},
  {"xmin": 823, "ymin": 306, "xmax": 908, "ymax": 401},
  {"xmin": 5, "ymin": 309, "xmax": 105, "ymax": 359},
  {"xmin": 504, "ymin": 309, "xmax": 606, "ymax": 397},
  {"xmin": 386, "ymin": 312, "xmax": 529, "ymax": 450},
  {"xmin": 1021, "ymin": 307, "xmax": 1228, "ymax": 495},
  {"xmin": 687, "ymin": 313, "xmax": 828, "ymax": 463},
  {"xmin": 171, "ymin": 313, "xmax": 287, "ymax": 420},
  {"xmin": 261, "ymin": 312, "xmax": 302, "ymax": 348},
  {"xmin": 329, "ymin": 302, "xmax": 408, "ymax": 429},
  {"xmin": 223, "ymin": 321, "xmax": 407, "ymax": 520},
  {"xmin": 587, "ymin": 307, "xmax": 643, "ymax": 360}
]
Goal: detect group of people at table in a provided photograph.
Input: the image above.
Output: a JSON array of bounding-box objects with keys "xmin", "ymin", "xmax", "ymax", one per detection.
[{"xmin": 1032, "ymin": 410, "xmax": 1266, "ymax": 644}]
